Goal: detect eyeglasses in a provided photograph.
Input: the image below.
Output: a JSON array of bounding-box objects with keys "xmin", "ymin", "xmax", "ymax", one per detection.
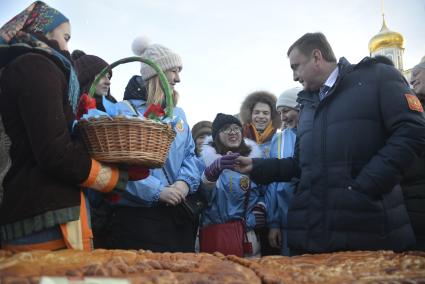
[{"xmin": 221, "ymin": 125, "xmax": 242, "ymax": 134}]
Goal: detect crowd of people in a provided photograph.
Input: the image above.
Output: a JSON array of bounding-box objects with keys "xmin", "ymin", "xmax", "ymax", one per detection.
[{"xmin": 0, "ymin": 1, "xmax": 424, "ymax": 257}]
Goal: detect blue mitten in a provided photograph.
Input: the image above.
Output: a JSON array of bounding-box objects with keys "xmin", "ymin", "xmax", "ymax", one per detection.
[{"xmin": 204, "ymin": 153, "xmax": 240, "ymax": 182}]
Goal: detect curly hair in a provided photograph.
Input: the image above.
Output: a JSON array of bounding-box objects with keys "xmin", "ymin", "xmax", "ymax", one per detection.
[{"xmin": 239, "ymin": 91, "xmax": 281, "ymax": 129}]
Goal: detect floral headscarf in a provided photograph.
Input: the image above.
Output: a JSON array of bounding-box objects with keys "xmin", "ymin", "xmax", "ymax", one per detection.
[{"xmin": 0, "ymin": 1, "xmax": 79, "ymax": 113}]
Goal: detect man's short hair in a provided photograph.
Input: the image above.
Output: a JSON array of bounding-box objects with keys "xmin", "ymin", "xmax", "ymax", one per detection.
[{"xmin": 287, "ymin": 32, "xmax": 337, "ymax": 63}]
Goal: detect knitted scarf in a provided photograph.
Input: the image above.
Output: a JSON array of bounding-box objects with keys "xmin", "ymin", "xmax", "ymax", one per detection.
[{"xmin": 243, "ymin": 122, "xmax": 276, "ymax": 145}]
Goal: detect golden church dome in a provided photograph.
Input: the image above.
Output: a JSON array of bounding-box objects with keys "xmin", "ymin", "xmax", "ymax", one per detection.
[{"xmin": 368, "ymin": 16, "xmax": 404, "ymax": 53}]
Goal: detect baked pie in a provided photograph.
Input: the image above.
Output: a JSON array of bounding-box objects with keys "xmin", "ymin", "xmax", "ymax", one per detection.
[
  {"xmin": 0, "ymin": 249, "xmax": 260, "ymax": 283},
  {"xmin": 1, "ymin": 249, "xmax": 425, "ymax": 283}
]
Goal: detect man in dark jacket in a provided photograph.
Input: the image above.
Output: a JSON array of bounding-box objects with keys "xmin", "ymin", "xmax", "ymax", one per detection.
[{"xmin": 234, "ymin": 32, "xmax": 425, "ymax": 254}]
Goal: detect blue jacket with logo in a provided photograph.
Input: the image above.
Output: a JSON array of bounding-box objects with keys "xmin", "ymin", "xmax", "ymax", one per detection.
[
  {"xmin": 200, "ymin": 137, "xmax": 264, "ymax": 230},
  {"xmin": 114, "ymin": 100, "xmax": 201, "ymax": 207},
  {"xmin": 258, "ymin": 140, "xmax": 273, "ymax": 158}
]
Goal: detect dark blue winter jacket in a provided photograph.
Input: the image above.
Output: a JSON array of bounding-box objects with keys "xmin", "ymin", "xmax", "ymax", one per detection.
[{"xmin": 250, "ymin": 57, "xmax": 425, "ymax": 253}]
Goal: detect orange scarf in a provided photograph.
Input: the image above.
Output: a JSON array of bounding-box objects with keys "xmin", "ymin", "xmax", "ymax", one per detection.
[
  {"xmin": 60, "ymin": 192, "xmax": 93, "ymax": 251},
  {"xmin": 243, "ymin": 122, "xmax": 276, "ymax": 144}
]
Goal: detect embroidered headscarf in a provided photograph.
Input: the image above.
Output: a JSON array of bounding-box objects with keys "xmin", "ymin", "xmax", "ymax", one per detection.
[{"xmin": 0, "ymin": 1, "xmax": 79, "ymax": 113}]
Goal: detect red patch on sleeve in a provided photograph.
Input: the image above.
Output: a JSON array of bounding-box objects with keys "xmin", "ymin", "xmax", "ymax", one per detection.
[{"xmin": 405, "ymin": 94, "xmax": 424, "ymax": 112}]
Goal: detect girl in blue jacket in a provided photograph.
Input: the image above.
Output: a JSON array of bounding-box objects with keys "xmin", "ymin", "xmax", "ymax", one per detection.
[
  {"xmin": 266, "ymin": 86, "xmax": 301, "ymax": 255},
  {"xmin": 109, "ymin": 37, "xmax": 201, "ymax": 252},
  {"xmin": 200, "ymin": 113, "xmax": 266, "ymax": 257}
]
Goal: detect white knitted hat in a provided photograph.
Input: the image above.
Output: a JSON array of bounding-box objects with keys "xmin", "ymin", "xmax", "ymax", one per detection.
[
  {"xmin": 276, "ymin": 86, "xmax": 303, "ymax": 109},
  {"xmin": 132, "ymin": 36, "xmax": 182, "ymax": 81}
]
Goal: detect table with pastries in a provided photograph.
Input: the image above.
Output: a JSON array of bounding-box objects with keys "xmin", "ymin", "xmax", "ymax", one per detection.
[{"xmin": 1, "ymin": 249, "xmax": 425, "ymax": 283}]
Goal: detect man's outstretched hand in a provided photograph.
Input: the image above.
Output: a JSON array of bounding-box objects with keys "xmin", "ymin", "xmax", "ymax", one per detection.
[{"xmin": 233, "ymin": 156, "xmax": 253, "ymax": 174}]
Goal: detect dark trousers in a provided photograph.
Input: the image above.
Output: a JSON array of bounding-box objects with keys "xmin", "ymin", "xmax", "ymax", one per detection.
[
  {"xmin": 91, "ymin": 202, "xmax": 115, "ymax": 249},
  {"xmin": 257, "ymin": 227, "xmax": 281, "ymax": 256},
  {"xmin": 110, "ymin": 205, "xmax": 196, "ymax": 252}
]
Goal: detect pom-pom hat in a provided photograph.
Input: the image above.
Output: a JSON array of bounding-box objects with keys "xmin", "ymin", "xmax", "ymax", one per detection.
[{"xmin": 131, "ymin": 36, "xmax": 182, "ymax": 81}]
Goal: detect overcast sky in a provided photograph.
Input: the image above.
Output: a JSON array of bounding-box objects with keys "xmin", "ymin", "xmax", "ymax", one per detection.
[{"xmin": 2, "ymin": 0, "xmax": 425, "ymax": 126}]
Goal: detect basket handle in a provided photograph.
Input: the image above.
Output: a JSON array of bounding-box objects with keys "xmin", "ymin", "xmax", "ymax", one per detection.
[{"xmin": 88, "ymin": 56, "xmax": 174, "ymax": 119}]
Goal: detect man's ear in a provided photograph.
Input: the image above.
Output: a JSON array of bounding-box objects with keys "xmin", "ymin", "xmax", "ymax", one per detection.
[{"xmin": 311, "ymin": 49, "xmax": 323, "ymax": 64}]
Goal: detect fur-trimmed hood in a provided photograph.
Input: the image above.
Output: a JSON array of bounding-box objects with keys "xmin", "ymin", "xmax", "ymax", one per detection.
[
  {"xmin": 239, "ymin": 91, "xmax": 281, "ymax": 129},
  {"xmin": 200, "ymin": 136, "xmax": 263, "ymax": 167}
]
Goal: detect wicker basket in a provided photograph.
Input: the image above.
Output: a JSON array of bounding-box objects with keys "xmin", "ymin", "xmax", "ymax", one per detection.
[{"xmin": 77, "ymin": 57, "xmax": 176, "ymax": 168}]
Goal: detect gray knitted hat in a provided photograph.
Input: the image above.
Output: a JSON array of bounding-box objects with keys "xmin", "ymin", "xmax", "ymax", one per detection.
[
  {"xmin": 276, "ymin": 86, "xmax": 303, "ymax": 109},
  {"xmin": 132, "ymin": 36, "xmax": 182, "ymax": 81}
]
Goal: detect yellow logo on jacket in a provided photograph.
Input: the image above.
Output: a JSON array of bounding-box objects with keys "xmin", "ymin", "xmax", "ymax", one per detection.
[
  {"xmin": 239, "ymin": 176, "xmax": 250, "ymax": 192},
  {"xmin": 175, "ymin": 119, "xmax": 184, "ymax": 132}
]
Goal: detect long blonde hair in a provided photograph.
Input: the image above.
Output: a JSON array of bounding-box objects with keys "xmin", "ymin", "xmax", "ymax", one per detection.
[{"xmin": 146, "ymin": 76, "xmax": 178, "ymax": 107}]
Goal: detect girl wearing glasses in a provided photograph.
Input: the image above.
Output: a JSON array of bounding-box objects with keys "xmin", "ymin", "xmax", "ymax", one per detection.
[{"xmin": 199, "ymin": 113, "xmax": 266, "ymax": 257}]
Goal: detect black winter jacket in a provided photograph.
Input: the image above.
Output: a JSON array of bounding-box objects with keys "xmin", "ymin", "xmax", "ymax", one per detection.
[{"xmin": 251, "ymin": 57, "xmax": 425, "ymax": 253}]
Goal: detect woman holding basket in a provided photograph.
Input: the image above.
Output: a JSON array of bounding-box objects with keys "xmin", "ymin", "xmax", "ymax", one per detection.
[
  {"xmin": 109, "ymin": 37, "xmax": 201, "ymax": 252},
  {"xmin": 0, "ymin": 1, "xmax": 147, "ymax": 252}
]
